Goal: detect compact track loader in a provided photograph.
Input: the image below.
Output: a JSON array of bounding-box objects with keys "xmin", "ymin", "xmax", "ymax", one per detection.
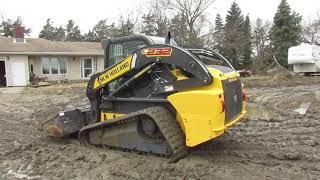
[{"xmin": 42, "ymin": 34, "xmax": 246, "ymax": 162}]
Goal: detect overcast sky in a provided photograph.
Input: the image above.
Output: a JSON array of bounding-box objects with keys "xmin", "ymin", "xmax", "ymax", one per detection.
[{"xmin": 0, "ymin": 0, "xmax": 319, "ymax": 38}]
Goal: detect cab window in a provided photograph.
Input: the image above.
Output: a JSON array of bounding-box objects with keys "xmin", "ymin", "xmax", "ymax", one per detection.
[{"xmin": 108, "ymin": 40, "xmax": 147, "ymax": 66}]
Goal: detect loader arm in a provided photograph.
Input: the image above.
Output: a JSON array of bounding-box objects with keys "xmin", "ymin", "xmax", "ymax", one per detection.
[{"xmin": 86, "ymin": 44, "xmax": 213, "ymax": 120}]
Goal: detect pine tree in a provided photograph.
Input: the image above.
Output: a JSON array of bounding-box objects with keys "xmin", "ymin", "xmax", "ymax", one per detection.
[
  {"xmin": 242, "ymin": 15, "xmax": 253, "ymax": 68},
  {"xmin": 82, "ymin": 19, "xmax": 115, "ymax": 42},
  {"xmin": 65, "ymin": 20, "xmax": 82, "ymax": 42},
  {"xmin": 223, "ymin": 2, "xmax": 245, "ymax": 69},
  {"xmin": 93, "ymin": 20, "xmax": 114, "ymax": 41},
  {"xmin": 55, "ymin": 26, "xmax": 65, "ymax": 41},
  {"xmin": 83, "ymin": 30, "xmax": 96, "ymax": 42},
  {"xmin": 213, "ymin": 14, "xmax": 224, "ymax": 53},
  {"xmin": 141, "ymin": 12, "xmax": 169, "ymax": 37},
  {"xmin": 0, "ymin": 17, "xmax": 31, "ymax": 37},
  {"xmin": 169, "ymin": 14, "xmax": 189, "ymax": 47},
  {"xmin": 270, "ymin": 0, "xmax": 302, "ymax": 67},
  {"xmin": 39, "ymin": 19, "xmax": 66, "ymax": 41},
  {"xmin": 39, "ymin": 18, "xmax": 56, "ymax": 40},
  {"xmin": 141, "ymin": 13, "xmax": 157, "ymax": 36},
  {"xmin": 0, "ymin": 19, "xmax": 13, "ymax": 37},
  {"xmin": 155, "ymin": 15, "xmax": 169, "ymax": 37},
  {"xmin": 113, "ymin": 16, "xmax": 135, "ymax": 37}
]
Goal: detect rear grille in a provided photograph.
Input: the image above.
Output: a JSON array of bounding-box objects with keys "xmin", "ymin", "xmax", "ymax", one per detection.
[{"xmin": 222, "ymin": 77, "xmax": 243, "ymax": 124}]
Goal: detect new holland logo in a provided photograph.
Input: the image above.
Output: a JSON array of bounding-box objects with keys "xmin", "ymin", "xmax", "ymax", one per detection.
[
  {"xmin": 93, "ymin": 56, "xmax": 133, "ymax": 89},
  {"xmin": 141, "ymin": 48, "xmax": 172, "ymax": 57}
]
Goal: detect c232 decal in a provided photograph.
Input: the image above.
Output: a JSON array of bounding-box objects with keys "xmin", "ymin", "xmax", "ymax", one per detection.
[{"xmin": 141, "ymin": 48, "xmax": 172, "ymax": 57}]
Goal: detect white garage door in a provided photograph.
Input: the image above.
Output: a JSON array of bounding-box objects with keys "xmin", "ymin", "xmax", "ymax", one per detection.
[{"xmin": 12, "ymin": 61, "xmax": 27, "ymax": 86}]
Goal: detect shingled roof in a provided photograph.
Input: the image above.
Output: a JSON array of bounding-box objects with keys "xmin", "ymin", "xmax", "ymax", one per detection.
[{"xmin": 0, "ymin": 37, "xmax": 104, "ymax": 56}]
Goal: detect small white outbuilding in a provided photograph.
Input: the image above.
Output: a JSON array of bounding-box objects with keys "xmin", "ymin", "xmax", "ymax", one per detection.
[{"xmin": 288, "ymin": 44, "xmax": 320, "ymax": 74}]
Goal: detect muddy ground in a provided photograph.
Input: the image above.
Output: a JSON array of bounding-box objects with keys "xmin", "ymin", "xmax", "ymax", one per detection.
[{"xmin": 0, "ymin": 75, "xmax": 320, "ymax": 180}]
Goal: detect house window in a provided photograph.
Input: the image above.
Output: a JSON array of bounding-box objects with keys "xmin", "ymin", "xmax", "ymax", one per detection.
[
  {"xmin": 41, "ymin": 57, "xmax": 67, "ymax": 74},
  {"xmin": 81, "ymin": 57, "xmax": 95, "ymax": 79}
]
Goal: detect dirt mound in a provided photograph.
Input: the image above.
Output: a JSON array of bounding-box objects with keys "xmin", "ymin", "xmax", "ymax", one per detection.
[{"xmin": 270, "ymin": 70, "xmax": 294, "ymax": 81}]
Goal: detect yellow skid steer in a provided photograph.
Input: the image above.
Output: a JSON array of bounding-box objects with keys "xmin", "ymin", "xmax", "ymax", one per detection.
[{"xmin": 42, "ymin": 34, "xmax": 246, "ymax": 162}]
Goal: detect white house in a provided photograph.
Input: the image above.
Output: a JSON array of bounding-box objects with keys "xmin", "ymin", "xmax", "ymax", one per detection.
[{"xmin": 0, "ymin": 37, "xmax": 104, "ymax": 87}]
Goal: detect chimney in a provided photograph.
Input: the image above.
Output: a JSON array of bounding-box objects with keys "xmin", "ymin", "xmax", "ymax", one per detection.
[{"xmin": 14, "ymin": 26, "xmax": 26, "ymax": 43}]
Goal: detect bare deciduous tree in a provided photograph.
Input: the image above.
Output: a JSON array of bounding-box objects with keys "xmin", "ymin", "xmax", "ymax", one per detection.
[
  {"xmin": 149, "ymin": 0, "xmax": 171, "ymax": 36},
  {"xmin": 171, "ymin": 0, "xmax": 215, "ymax": 47},
  {"xmin": 253, "ymin": 18, "xmax": 271, "ymax": 58},
  {"xmin": 140, "ymin": 0, "xmax": 173, "ymax": 37},
  {"xmin": 252, "ymin": 18, "xmax": 273, "ymax": 70},
  {"xmin": 303, "ymin": 12, "xmax": 320, "ymax": 44},
  {"xmin": 173, "ymin": 0, "xmax": 214, "ymax": 32},
  {"xmin": 140, "ymin": 0, "xmax": 215, "ymax": 48}
]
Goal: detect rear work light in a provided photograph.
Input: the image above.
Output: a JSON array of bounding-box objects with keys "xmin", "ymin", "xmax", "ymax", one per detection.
[
  {"xmin": 242, "ymin": 89, "xmax": 247, "ymax": 101},
  {"xmin": 219, "ymin": 94, "xmax": 225, "ymax": 112}
]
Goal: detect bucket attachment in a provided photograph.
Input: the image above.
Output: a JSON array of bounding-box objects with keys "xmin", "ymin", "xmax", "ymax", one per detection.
[{"xmin": 40, "ymin": 108, "xmax": 93, "ymax": 138}]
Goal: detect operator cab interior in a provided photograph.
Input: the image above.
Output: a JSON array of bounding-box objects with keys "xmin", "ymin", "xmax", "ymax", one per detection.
[{"xmin": 104, "ymin": 35, "xmax": 179, "ymax": 94}]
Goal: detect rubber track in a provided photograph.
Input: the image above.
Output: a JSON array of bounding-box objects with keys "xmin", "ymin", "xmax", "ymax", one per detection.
[{"xmin": 78, "ymin": 106, "xmax": 188, "ymax": 163}]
